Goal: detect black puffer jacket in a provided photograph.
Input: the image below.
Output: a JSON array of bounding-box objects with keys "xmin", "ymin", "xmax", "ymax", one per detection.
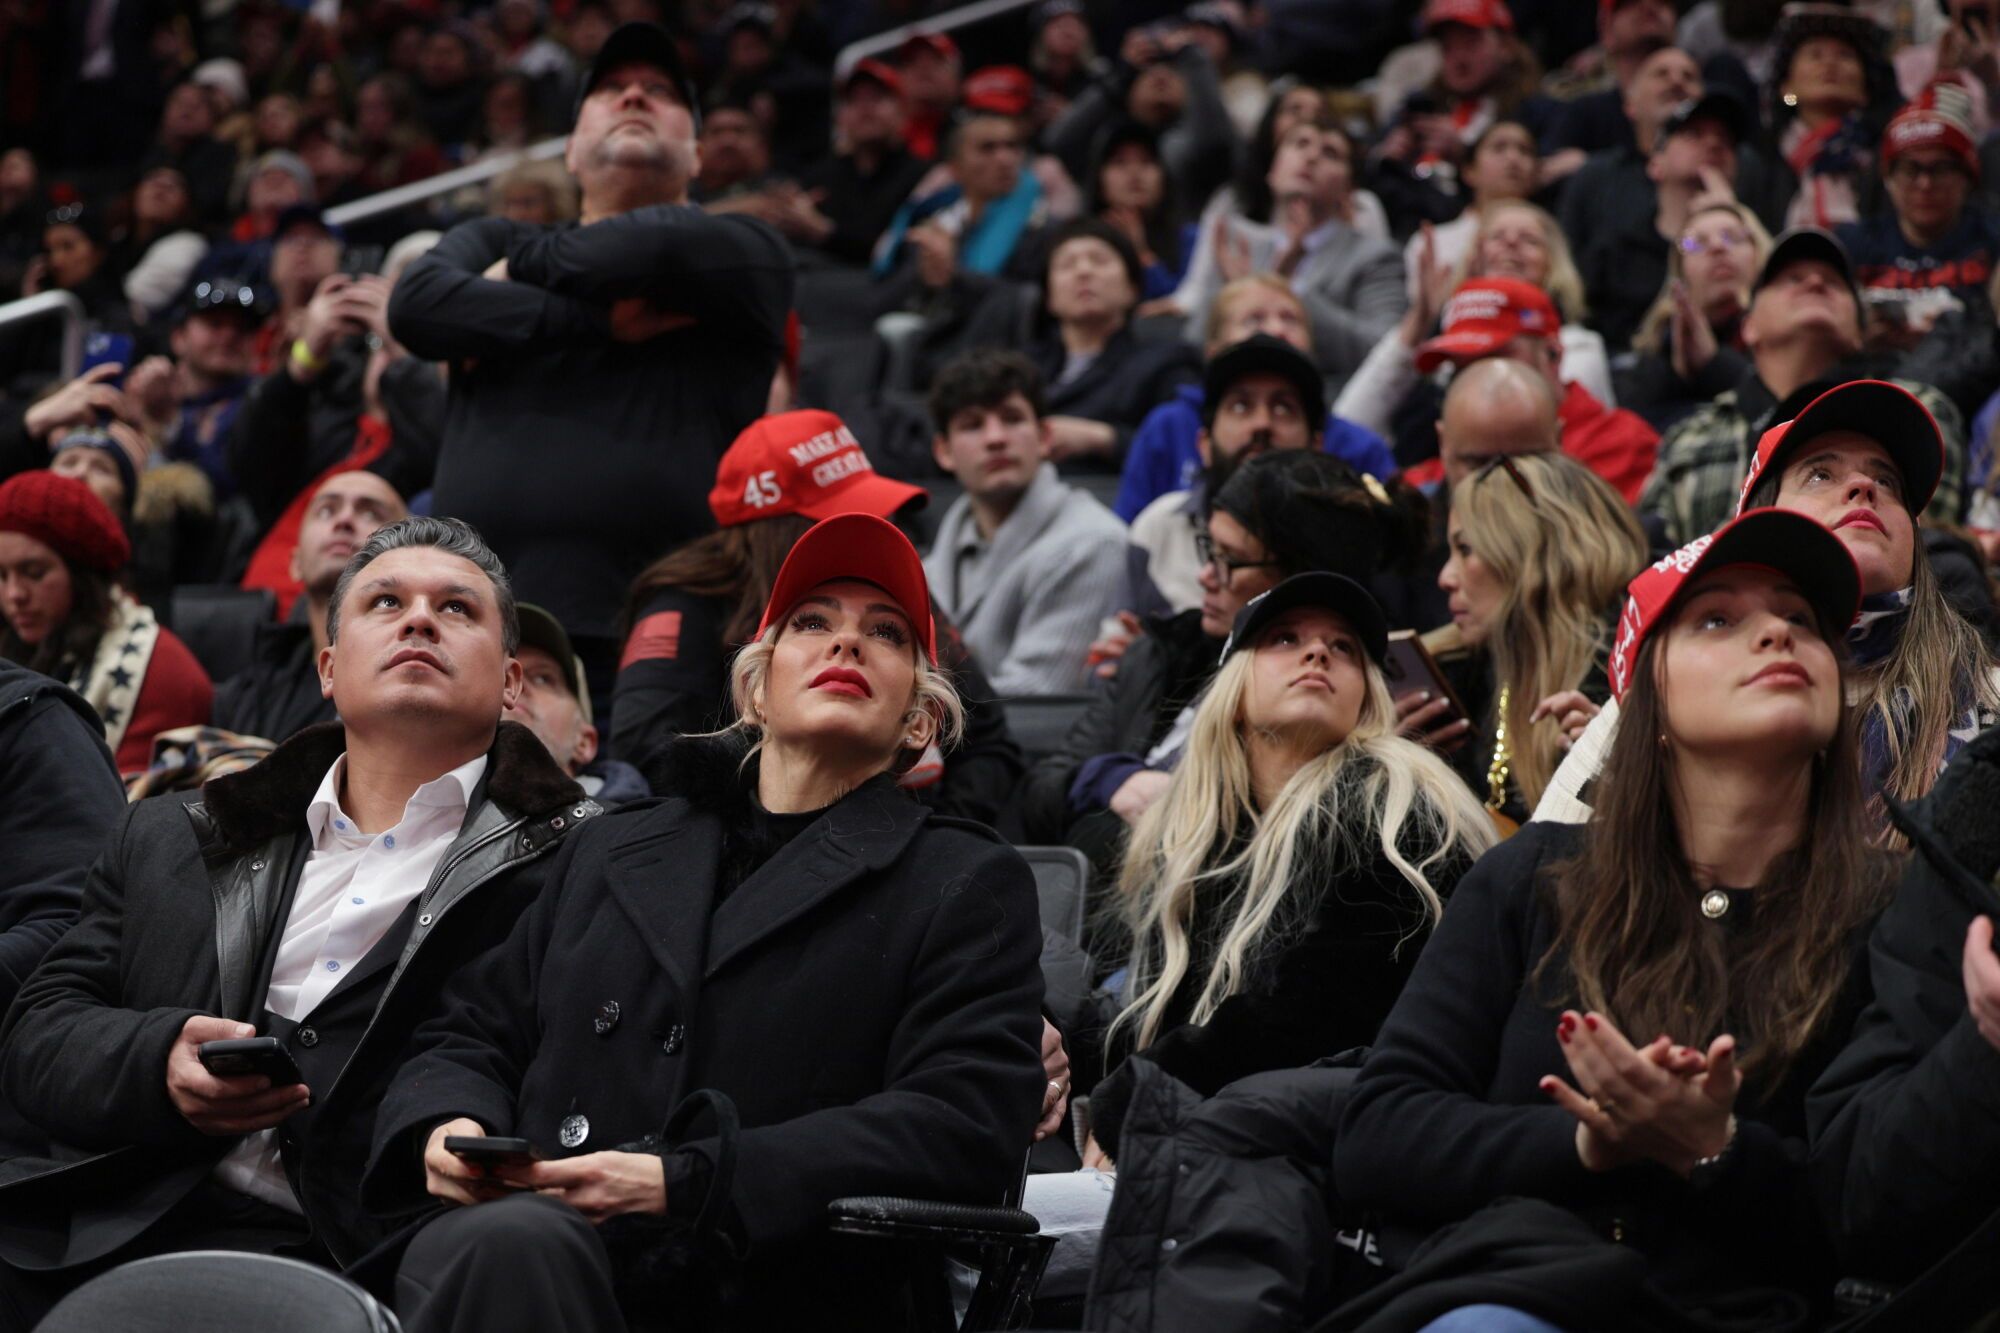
[{"xmin": 1086, "ymin": 1057, "xmax": 1365, "ymax": 1333}]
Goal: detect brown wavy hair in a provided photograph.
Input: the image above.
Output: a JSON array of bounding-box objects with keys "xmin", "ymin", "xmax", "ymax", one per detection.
[
  {"xmin": 623, "ymin": 513, "xmax": 816, "ymax": 648},
  {"xmin": 1539, "ymin": 620, "xmax": 1890, "ymax": 1087}
]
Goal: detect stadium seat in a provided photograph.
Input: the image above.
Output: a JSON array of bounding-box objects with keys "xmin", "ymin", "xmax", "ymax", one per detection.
[
  {"xmin": 999, "ymin": 695, "xmax": 1096, "ymax": 762},
  {"xmin": 1019, "ymin": 845, "xmax": 1089, "ymax": 945},
  {"xmin": 167, "ymin": 584, "xmax": 276, "ymax": 683},
  {"xmin": 36, "ymin": 1251, "xmax": 399, "ymax": 1333}
]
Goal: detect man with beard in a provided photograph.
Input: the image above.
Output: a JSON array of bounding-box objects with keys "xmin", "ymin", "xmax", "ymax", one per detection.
[
  {"xmin": 1126, "ymin": 335, "xmax": 1324, "ymax": 613},
  {"xmin": 211, "ymin": 472, "xmax": 408, "ymax": 742},
  {"xmin": 387, "ymin": 22, "xmax": 793, "ymax": 727}
]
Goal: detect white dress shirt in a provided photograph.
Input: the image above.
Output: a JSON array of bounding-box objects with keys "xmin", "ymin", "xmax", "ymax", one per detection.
[{"xmin": 212, "ymin": 752, "xmax": 488, "ymax": 1212}]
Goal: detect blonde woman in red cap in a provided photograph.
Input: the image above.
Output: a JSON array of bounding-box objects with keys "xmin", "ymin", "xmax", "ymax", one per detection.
[
  {"xmin": 613, "ymin": 409, "xmax": 1022, "ymax": 824},
  {"xmin": 0, "ymin": 471, "xmax": 210, "ymax": 773},
  {"xmin": 365, "ymin": 512, "xmax": 1048, "ymax": 1333},
  {"xmin": 1338, "ymin": 508, "xmax": 1891, "ymax": 1328}
]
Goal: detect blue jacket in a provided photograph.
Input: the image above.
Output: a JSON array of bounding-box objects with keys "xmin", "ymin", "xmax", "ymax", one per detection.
[{"xmin": 1112, "ymin": 385, "xmax": 1397, "ymax": 522}]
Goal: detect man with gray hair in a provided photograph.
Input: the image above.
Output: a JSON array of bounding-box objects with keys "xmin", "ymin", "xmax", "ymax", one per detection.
[
  {"xmin": 389, "ymin": 20, "xmax": 794, "ymax": 720},
  {"xmin": 0, "ymin": 517, "xmax": 600, "ymax": 1326}
]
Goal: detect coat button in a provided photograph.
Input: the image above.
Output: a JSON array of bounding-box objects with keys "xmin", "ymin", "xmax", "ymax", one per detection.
[
  {"xmin": 296, "ymin": 1026, "xmax": 319, "ymax": 1048},
  {"xmin": 594, "ymin": 1001, "xmax": 621, "ymax": 1035},
  {"xmin": 661, "ymin": 1024, "xmax": 685, "ymax": 1055},
  {"xmin": 573, "ymin": 805, "xmax": 589, "ymax": 818},
  {"xmin": 559, "ymin": 1114, "xmax": 590, "ymax": 1149},
  {"xmin": 552, "ymin": 816, "xmax": 566, "ymax": 830},
  {"xmin": 418, "ymin": 913, "xmax": 433, "ymax": 927},
  {"xmin": 250, "ymin": 860, "xmax": 265, "ymax": 872}
]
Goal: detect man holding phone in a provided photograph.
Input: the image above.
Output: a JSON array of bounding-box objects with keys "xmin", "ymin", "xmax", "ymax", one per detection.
[{"xmin": 0, "ymin": 518, "xmax": 598, "ymax": 1328}]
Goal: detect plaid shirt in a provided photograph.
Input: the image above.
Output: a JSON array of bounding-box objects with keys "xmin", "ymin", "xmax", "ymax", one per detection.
[{"xmin": 1638, "ymin": 374, "xmax": 1967, "ymax": 547}]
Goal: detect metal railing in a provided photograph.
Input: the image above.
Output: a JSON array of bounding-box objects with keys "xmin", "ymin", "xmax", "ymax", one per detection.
[
  {"xmin": 323, "ymin": 137, "xmax": 570, "ymax": 229},
  {"xmin": 833, "ymin": 0, "xmax": 1037, "ymax": 80},
  {"xmin": 0, "ymin": 290, "xmax": 86, "ymax": 381}
]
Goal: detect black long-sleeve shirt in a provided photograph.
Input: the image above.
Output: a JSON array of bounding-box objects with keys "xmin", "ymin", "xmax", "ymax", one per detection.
[
  {"xmin": 1339, "ymin": 821, "xmax": 1872, "ymax": 1309},
  {"xmin": 387, "ymin": 207, "xmax": 793, "ymax": 640}
]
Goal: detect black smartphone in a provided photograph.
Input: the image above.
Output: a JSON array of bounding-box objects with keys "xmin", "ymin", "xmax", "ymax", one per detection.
[
  {"xmin": 1382, "ymin": 629, "xmax": 1469, "ymax": 727},
  {"xmin": 445, "ymin": 1136, "xmax": 544, "ymax": 1169},
  {"xmin": 197, "ymin": 1036, "xmax": 303, "ymax": 1086}
]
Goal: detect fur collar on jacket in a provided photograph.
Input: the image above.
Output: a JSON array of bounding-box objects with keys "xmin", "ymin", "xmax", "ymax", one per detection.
[{"xmin": 199, "ymin": 719, "xmax": 584, "ymax": 852}]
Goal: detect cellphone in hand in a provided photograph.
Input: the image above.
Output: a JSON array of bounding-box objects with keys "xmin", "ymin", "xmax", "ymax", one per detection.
[
  {"xmin": 445, "ymin": 1136, "xmax": 544, "ymax": 1170},
  {"xmin": 80, "ymin": 331, "xmax": 133, "ymax": 386},
  {"xmin": 1382, "ymin": 630, "xmax": 1469, "ymax": 726},
  {"xmin": 197, "ymin": 1036, "xmax": 303, "ymax": 1086}
]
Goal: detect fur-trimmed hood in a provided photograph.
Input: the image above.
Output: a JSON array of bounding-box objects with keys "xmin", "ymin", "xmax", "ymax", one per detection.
[{"xmin": 199, "ymin": 719, "xmax": 585, "ymax": 852}]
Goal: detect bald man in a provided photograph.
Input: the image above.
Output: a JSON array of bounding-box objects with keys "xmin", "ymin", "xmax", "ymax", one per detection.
[
  {"xmin": 1437, "ymin": 357, "xmax": 1561, "ymax": 490},
  {"xmin": 212, "ymin": 471, "xmax": 409, "ymax": 743}
]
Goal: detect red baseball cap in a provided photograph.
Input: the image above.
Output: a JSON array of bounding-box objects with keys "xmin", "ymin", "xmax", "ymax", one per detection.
[
  {"xmin": 1735, "ymin": 379, "xmax": 1944, "ymax": 518},
  {"xmin": 1414, "ymin": 277, "xmax": 1559, "ymax": 372},
  {"xmin": 756, "ymin": 513, "xmax": 938, "ymax": 663},
  {"xmin": 840, "ymin": 57, "xmax": 904, "ymax": 98},
  {"xmin": 961, "ymin": 65, "xmax": 1033, "ymax": 117},
  {"xmin": 1881, "ymin": 83, "xmax": 1979, "ymax": 178},
  {"xmin": 710, "ymin": 410, "xmax": 928, "ymax": 529},
  {"xmin": 1606, "ymin": 509, "xmax": 1860, "ymax": 700},
  {"xmin": 896, "ymin": 31, "xmax": 959, "ymax": 62},
  {"xmin": 1423, "ymin": 0, "xmax": 1513, "ymax": 32}
]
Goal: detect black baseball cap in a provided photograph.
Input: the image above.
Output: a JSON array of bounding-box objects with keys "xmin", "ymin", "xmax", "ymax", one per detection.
[
  {"xmin": 515, "ymin": 603, "xmax": 593, "ymax": 725},
  {"xmin": 273, "ymin": 203, "xmax": 344, "ymax": 245},
  {"xmin": 179, "ymin": 276, "xmax": 263, "ymax": 324},
  {"xmin": 575, "ymin": 21, "xmax": 701, "ymax": 131},
  {"xmin": 1754, "ymin": 226, "xmax": 1860, "ymax": 304},
  {"xmin": 1202, "ymin": 335, "xmax": 1327, "ymax": 433},
  {"xmin": 1660, "ymin": 90, "xmax": 1750, "ymax": 145},
  {"xmin": 1222, "ymin": 572, "xmax": 1390, "ymax": 664}
]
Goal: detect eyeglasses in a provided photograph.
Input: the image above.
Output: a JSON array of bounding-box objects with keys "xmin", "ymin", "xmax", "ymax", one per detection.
[
  {"xmin": 1195, "ymin": 529, "xmax": 1281, "ymax": 582},
  {"xmin": 1677, "ymin": 227, "xmax": 1751, "ymax": 256},
  {"xmin": 1888, "ymin": 159, "xmax": 1969, "ymax": 184},
  {"xmin": 1474, "ymin": 454, "xmax": 1539, "ymax": 506}
]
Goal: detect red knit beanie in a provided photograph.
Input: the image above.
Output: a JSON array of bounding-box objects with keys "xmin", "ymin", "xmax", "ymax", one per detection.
[{"xmin": 0, "ymin": 471, "xmax": 131, "ymax": 573}]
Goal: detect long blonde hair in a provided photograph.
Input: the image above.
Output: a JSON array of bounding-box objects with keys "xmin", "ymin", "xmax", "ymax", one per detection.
[
  {"xmin": 1108, "ymin": 648, "xmax": 1495, "ymax": 1054},
  {"xmin": 1454, "ymin": 199, "xmax": 1588, "ymax": 324},
  {"xmin": 1452, "ymin": 453, "xmax": 1647, "ymax": 808},
  {"xmin": 1631, "ymin": 201, "xmax": 1772, "ymax": 357}
]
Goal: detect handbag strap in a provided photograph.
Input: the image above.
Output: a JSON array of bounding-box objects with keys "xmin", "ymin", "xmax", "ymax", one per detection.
[{"xmin": 659, "ymin": 1089, "xmax": 742, "ymax": 1256}]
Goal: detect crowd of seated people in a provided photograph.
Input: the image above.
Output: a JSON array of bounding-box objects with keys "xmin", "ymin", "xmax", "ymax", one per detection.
[{"xmin": 7, "ymin": 1, "xmax": 2000, "ymax": 1330}]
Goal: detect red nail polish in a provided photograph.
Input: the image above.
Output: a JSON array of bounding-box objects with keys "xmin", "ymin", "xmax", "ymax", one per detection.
[
  {"xmin": 1558, "ymin": 1026, "xmax": 1571, "ymax": 1044},
  {"xmin": 1583, "ymin": 1014, "xmax": 1600, "ymax": 1032}
]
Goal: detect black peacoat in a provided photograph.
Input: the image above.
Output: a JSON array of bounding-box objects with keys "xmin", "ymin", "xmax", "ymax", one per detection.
[{"xmin": 363, "ymin": 733, "xmax": 1047, "ymax": 1327}]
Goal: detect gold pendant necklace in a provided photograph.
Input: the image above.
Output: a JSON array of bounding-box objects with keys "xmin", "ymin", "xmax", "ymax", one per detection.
[{"xmin": 1485, "ymin": 684, "xmax": 1513, "ymax": 812}]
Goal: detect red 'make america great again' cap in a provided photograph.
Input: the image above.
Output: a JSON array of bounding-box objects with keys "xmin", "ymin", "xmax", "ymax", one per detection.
[
  {"xmin": 709, "ymin": 410, "xmax": 928, "ymax": 529},
  {"xmin": 1607, "ymin": 509, "xmax": 1860, "ymax": 700}
]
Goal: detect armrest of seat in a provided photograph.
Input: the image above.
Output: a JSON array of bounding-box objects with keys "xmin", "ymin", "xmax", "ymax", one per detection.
[{"xmin": 827, "ymin": 1196, "xmax": 1042, "ymax": 1243}]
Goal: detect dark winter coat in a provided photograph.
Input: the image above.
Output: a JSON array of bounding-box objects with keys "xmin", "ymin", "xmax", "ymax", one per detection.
[
  {"xmin": 1337, "ymin": 821, "xmax": 1876, "ymax": 1320},
  {"xmin": 361, "ymin": 733, "xmax": 1046, "ymax": 1328},
  {"xmin": 0, "ymin": 721, "xmax": 593, "ymax": 1269},
  {"xmin": 1088, "ymin": 775, "xmax": 1478, "ymax": 1097},
  {"xmin": 1808, "ymin": 723, "xmax": 2000, "ymax": 1305},
  {"xmin": 209, "ymin": 618, "xmax": 332, "ymax": 745},
  {"xmin": 0, "ymin": 662, "xmax": 121, "ymax": 1008}
]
